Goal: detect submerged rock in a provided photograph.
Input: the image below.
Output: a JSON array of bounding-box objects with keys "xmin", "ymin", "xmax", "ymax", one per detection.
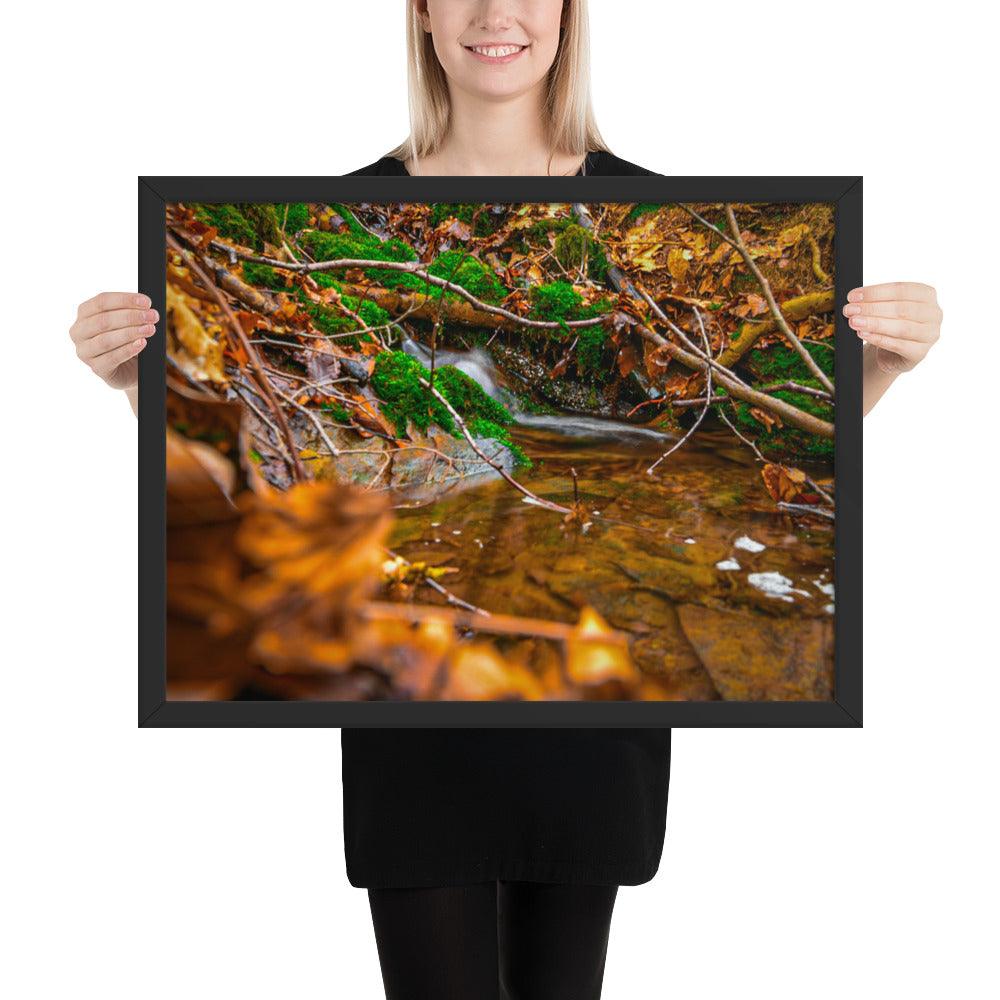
[{"xmin": 676, "ymin": 604, "xmax": 834, "ymax": 701}]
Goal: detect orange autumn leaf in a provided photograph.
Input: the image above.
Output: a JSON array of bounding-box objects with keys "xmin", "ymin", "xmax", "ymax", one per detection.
[
  {"xmin": 565, "ymin": 607, "xmax": 635, "ymax": 686},
  {"xmin": 761, "ymin": 462, "xmax": 810, "ymax": 504},
  {"xmin": 749, "ymin": 406, "xmax": 782, "ymax": 431},
  {"xmin": 617, "ymin": 344, "xmax": 638, "ymax": 377},
  {"xmin": 440, "ymin": 643, "xmax": 544, "ymax": 700}
]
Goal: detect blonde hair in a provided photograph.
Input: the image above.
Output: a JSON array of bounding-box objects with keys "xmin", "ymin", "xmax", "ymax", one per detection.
[{"xmin": 385, "ymin": 0, "xmax": 612, "ymax": 169}]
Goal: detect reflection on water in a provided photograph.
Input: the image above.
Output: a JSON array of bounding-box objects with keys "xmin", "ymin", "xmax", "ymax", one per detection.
[{"xmin": 388, "ymin": 417, "xmax": 836, "ymax": 701}]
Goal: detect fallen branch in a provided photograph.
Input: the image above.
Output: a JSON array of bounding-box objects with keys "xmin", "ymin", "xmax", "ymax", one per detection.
[
  {"xmin": 634, "ymin": 321, "xmax": 834, "ymax": 438},
  {"xmin": 680, "ymin": 204, "xmax": 834, "ymax": 396},
  {"xmin": 210, "ymin": 243, "xmax": 610, "ymax": 332},
  {"xmin": 715, "ymin": 289, "xmax": 835, "ymax": 367}
]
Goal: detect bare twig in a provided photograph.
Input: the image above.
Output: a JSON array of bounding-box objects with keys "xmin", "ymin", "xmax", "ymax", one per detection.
[
  {"xmin": 360, "ymin": 600, "xmax": 630, "ymax": 644},
  {"xmin": 647, "ymin": 306, "xmax": 716, "ymax": 475}
]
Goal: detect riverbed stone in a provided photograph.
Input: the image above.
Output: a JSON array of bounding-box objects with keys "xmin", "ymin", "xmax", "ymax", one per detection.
[
  {"xmin": 676, "ymin": 604, "xmax": 834, "ymax": 701},
  {"xmin": 295, "ymin": 411, "xmax": 516, "ymax": 493}
]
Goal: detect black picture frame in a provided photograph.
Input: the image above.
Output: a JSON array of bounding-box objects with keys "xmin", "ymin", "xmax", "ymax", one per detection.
[{"xmin": 139, "ymin": 175, "xmax": 862, "ymax": 728}]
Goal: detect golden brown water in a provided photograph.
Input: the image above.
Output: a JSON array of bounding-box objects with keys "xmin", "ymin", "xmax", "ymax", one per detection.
[{"xmin": 387, "ymin": 417, "xmax": 836, "ymax": 700}]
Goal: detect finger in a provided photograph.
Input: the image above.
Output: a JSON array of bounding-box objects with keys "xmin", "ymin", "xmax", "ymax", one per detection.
[
  {"xmin": 77, "ymin": 292, "xmax": 152, "ymax": 320},
  {"xmin": 847, "ymin": 314, "xmax": 934, "ymax": 340},
  {"xmin": 846, "ymin": 282, "xmax": 936, "ymax": 304},
  {"xmin": 91, "ymin": 336, "xmax": 147, "ymax": 377},
  {"xmin": 855, "ymin": 331, "xmax": 923, "ymax": 357},
  {"xmin": 72, "ymin": 307, "xmax": 159, "ymax": 344},
  {"xmin": 78, "ymin": 323, "xmax": 157, "ymax": 360},
  {"xmin": 842, "ymin": 300, "xmax": 942, "ymax": 323}
]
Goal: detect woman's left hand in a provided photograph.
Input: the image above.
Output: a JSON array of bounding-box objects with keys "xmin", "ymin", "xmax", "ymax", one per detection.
[{"xmin": 842, "ymin": 282, "xmax": 942, "ymax": 374}]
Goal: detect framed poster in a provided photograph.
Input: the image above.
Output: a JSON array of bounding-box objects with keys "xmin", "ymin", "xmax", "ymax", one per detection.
[{"xmin": 139, "ymin": 176, "xmax": 861, "ymax": 727}]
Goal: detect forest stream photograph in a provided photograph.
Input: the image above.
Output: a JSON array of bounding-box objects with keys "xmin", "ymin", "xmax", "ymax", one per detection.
[{"xmin": 163, "ymin": 198, "xmax": 837, "ymax": 703}]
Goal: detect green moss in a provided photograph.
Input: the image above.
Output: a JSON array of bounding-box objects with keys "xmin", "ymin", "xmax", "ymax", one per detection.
[
  {"xmin": 320, "ymin": 402, "xmax": 352, "ymax": 422},
  {"xmin": 430, "ymin": 203, "xmax": 474, "ymax": 226},
  {"xmin": 747, "ymin": 340, "xmax": 835, "ymax": 383},
  {"xmin": 370, "ymin": 350, "xmax": 526, "ymax": 464},
  {"xmin": 242, "ymin": 262, "xmax": 285, "ymax": 289},
  {"xmin": 372, "ymin": 351, "xmax": 454, "ymax": 436},
  {"xmin": 290, "ymin": 287, "xmax": 389, "ymax": 347},
  {"xmin": 241, "ymin": 204, "xmax": 282, "ymax": 246},
  {"xmin": 192, "ymin": 204, "xmax": 259, "ymax": 249},
  {"xmin": 529, "ymin": 280, "xmax": 584, "ymax": 321},
  {"xmin": 429, "ymin": 203, "xmax": 502, "ymax": 236},
  {"xmin": 723, "ymin": 388, "xmax": 834, "ymax": 460},
  {"xmin": 576, "ymin": 325, "xmax": 610, "ymax": 380},
  {"xmin": 468, "ymin": 418, "xmax": 531, "ymax": 468},
  {"xmin": 516, "ymin": 393, "xmax": 559, "ymax": 415},
  {"xmin": 526, "ymin": 217, "xmax": 573, "ymax": 240},
  {"xmin": 528, "ymin": 282, "xmax": 612, "ymax": 332},
  {"xmin": 301, "ymin": 230, "xmax": 508, "ymax": 305},
  {"xmin": 432, "ymin": 365, "xmax": 513, "ymax": 426},
  {"xmin": 274, "ymin": 202, "xmax": 310, "ymax": 234},
  {"xmin": 301, "ymin": 229, "xmax": 422, "ymax": 292},
  {"xmin": 192, "ymin": 203, "xmax": 300, "ymax": 250},
  {"xmin": 626, "ymin": 203, "xmax": 662, "ymax": 222},
  {"xmin": 311, "ymin": 272, "xmax": 342, "ymax": 291},
  {"xmin": 552, "ymin": 222, "xmax": 609, "ymax": 282},
  {"xmin": 329, "ymin": 203, "xmax": 367, "ymax": 234},
  {"xmin": 427, "ymin": 250, "xmax": 506, "ymax": 304}
]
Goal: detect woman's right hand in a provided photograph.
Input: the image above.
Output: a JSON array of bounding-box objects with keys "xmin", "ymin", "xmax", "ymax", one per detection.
[{"xmin": 70, "ymin": 292, "xmax": 159, "ymax": 391}]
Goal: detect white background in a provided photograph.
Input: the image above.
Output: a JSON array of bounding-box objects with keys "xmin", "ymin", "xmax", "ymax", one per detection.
[{"xmin": 3, "ymin": 2, "xmax": 997, "ymax": 997}]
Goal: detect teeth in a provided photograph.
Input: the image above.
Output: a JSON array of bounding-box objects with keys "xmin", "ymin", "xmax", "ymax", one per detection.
[{"xmin": 471, "ymin": 45, "xmax": 523, "ymax": 57}]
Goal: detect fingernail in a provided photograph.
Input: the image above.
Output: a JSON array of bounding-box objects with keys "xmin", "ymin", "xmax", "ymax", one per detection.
[
  {"xmin": 143, "ymin": 324, "xmax": 156, "ymax": 335},
  {"xmin": 843, "ymin": 304, "xmax": 861, "ymax": 316},
  {"xmin": 146, "ymin": 310, "xmax": 159, "ymax": 322},
  {"xmin": 135, "ymin": 338, "xmax": 147, "ymax": 348},
  {"xmin": 850, "ymin": 316, "xmax": 868, "ymax": 329},
  {"xmin": 847, "ymin": 288, "xmax": 863, "ymax": 302},
  {"xmin": 136, "ymin": 294, "xmax": 151, "ymax": 308},
  {"xmin": 856, "ymin": 332, "xmax": 868, "ymax": 340}
]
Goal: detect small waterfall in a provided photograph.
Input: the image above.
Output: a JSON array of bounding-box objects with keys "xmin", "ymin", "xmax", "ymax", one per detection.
[
  {"xmin": 400, "ymin": 335, "xmax": 673, "ymax": 441},
  {"xmin": 401, "ymin": 335, "xmax": 510, "ymax": 404}
]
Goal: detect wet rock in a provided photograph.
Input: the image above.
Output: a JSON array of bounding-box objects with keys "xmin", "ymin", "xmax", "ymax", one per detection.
[
  {"xmin": 488, "ymin": 341, "xmax": 648, "ymax": 419},
  {"xmin": 676, "ymin": 604, "xmax": 834, "ymax": 701},
  {"xmin": 295, "ymin": 411, "xmax": 516, "ymax": 494}
]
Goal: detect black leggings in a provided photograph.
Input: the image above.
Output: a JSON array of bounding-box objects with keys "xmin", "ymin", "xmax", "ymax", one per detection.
[{"xmin": 367, "ymin": 880, "xmax": 619, "ymax": 1000}]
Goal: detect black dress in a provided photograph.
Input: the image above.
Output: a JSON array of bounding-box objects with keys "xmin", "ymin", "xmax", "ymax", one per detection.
[{"xmin": 341, "ymin": 149, "xmax": 672, "ymax": 889}]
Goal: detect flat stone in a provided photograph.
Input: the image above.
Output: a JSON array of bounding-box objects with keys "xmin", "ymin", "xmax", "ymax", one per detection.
[{"xmin": 676, "ymin": 604, "xmax": 834, "ymax": 701}]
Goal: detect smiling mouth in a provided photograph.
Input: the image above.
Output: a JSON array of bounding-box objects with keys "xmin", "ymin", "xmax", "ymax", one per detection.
[{"xmin": 463, "ymin": 43, "xmax": 529, "ymax": 63}]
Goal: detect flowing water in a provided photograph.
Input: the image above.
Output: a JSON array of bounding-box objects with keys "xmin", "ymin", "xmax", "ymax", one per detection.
[{"xmin": 389, "ymin": 340, "xmax": 836, "ymax": 700}]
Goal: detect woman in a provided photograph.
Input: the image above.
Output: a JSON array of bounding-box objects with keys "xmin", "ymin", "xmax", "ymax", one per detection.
[{"xmin": 69, "ymin": 2, "xmax": 942, "ymax": 997}]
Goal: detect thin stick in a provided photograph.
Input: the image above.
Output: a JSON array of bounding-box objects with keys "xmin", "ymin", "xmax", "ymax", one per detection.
[
  {"xmin": 360, "ymin": 601, "xmax": 629, "ymax": 644},
  {"xmin": 647, "ymin": 306, "xmax": 715, "ymax": 475}
]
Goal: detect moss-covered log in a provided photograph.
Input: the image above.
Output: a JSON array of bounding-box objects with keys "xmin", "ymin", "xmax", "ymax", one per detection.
[{"xmin": 716, "ymin": 289, "xmax": 835, "ymax": 368}]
